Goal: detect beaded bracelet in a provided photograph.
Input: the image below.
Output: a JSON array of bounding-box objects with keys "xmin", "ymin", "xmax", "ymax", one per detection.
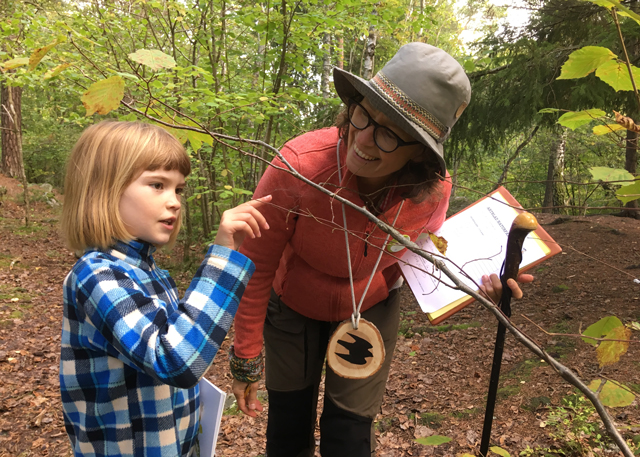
[{"xmin": 228, "ymin": 344, "xmax": 264, "ymax": 383}]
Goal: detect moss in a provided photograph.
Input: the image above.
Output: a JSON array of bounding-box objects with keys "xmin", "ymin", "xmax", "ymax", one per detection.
[
  {"xmin": 406, "ymin": 321, "xmax": 482, "ymax": 336},
  {"xmin": 552, "ymin": 284, "xmax": 569, "ymax": 293},
  {"xmin": 522, "ymin": 396, "xmax": 551, "ymax": 412},
  {"xmin": 451, "ymin": 407, "xmax": 480, "ymax": 419},
  {"xmin": 503, "ymin": 358, "xmax": 545, "ymax": 383},
  {"xmin": 497, "ymin": 384, "xmax": 521, "ymax": 400},
  {"xmin": 375, "ymin": 416, "xmax": 398, "ymax": 432},
  {"xmin": 418, "ymin": 412, "xmax": 444, "ymax": 428},
  {"xmin": 0, "ymin": 253, "xmax": 13, "ymax": 269},
  {"xmin": 0, "ymin": 286, "xmax": 32, "ymax": 303}
]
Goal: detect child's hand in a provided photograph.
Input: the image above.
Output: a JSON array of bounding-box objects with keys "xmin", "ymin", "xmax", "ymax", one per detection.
[
  {"xmin": 479, "ymin": 273, "xmax": 534, "ymax": 303},
  {"xmin": 215, "ymin": 195, "xmax": 272, "ymax": 251}
]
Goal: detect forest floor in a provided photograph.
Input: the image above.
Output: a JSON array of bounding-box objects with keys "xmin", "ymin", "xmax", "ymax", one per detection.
[{"xmin": 0, "ymin": 172, "xmax": 639, "ymax": 457}]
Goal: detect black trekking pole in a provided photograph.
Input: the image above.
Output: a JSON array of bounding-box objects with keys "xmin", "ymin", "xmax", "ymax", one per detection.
[{"xmin": 479, "ymin": 212, "xmax": 538, "ymax": 457}]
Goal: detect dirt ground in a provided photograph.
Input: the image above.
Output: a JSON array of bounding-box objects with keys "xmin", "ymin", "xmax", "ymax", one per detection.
[{"xmin": 0, "ymin": 172, "xmax": 638, "ymax": 457}]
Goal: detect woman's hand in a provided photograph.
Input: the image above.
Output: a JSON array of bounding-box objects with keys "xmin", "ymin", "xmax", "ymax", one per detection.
[
  {"xmin": 232, "ymin": 379, "xmax": 264, "ymax": 417},
  {"xmin": 215, "ymin": 195, "xmax": 272, "ymax": 251},
  {"xmin": 479, "ymin": 273, "xmax": 534, "ymax": 303}
]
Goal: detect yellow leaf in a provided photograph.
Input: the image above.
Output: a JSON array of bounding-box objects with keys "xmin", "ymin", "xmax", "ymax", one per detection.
[
  {"xmin": 596, "ymin": 325, "xmax": 631, "ymax": 367},
  {"xmin": 81, "ymin": 76, "xmax": 125, "ymax": 116},
  {"xmin": 220, "ymin": 169, "xmax": 228, "ymax": 177},
  {"xmin": 44, "ymin": 62, "xmax": 71, "ymax": 80},
  {"xmin": 10, "ymin": 298, "xmax": 19, "ymax": 302},
  {"xmin": 128, "ymin": 49, "xmax": 176, "ymax": 71},
  {"xmin": 2, "ymin": 57, "xmax": 29, "ymax": 70},
  {"xmin": 429, "ymin": 231, "xmax": 448, "ymax": 256},
  {"xmin": 224, "ymin": 185, "xmax": 232, "ymax": 190},
  {"xmin": 29, "ymin": 36, "xmax": 66, "ymax": 71},
  {"xmin": 259, "ymin": 96, "xmax": 268, "ymax": 101},
  {"xmin": 592, "ymin": 124, "xmax": 625, "ymax": 135}
]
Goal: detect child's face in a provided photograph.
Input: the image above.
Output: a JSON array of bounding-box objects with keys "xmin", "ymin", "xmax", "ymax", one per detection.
[{"xmin": 119, "ymin": 169, "xmax": 186, "ymax": 246}]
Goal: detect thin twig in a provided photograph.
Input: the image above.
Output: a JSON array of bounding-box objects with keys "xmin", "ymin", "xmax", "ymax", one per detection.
[
  {"xmin": 612, "ymin": 8, "xmax": 640, "ymax": 112},
  {"xmin": 520, "ymin": 315, "xmax": 638, "ymax": 344}
]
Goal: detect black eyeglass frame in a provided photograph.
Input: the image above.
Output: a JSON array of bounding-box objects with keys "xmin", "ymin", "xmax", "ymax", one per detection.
[{"xmin": 347, "ymin": 99, "xmax": 422, "ymax": 153}]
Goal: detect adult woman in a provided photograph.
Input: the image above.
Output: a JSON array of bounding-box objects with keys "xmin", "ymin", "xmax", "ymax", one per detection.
[{"xmin": 229, "ymin": 43, "xmax": 530, "ymax": 456}]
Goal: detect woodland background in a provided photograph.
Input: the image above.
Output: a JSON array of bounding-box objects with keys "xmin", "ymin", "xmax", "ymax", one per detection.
[{"xmin": 1, "ymin": 0, "xmax": 640, "ymax": 456}]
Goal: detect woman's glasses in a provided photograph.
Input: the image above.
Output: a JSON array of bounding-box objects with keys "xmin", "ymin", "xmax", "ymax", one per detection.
[{"xmin": 348, "ymin": 100, "xmax": 422, "ymax": 153}]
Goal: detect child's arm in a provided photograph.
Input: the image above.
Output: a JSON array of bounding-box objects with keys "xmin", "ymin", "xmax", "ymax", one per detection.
[
  {"xmin": 74, "ymin": 246, "xmax": 253, "ymax": 388},
  {"xmin": 72, "ymin": 197, "xmax": 271, "ymax": 388}
]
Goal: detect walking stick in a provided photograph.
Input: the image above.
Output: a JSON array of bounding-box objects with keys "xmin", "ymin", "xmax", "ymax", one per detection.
[{"xmin": 479, "ymin": 212, "xmax": 538, "ymax": 457}]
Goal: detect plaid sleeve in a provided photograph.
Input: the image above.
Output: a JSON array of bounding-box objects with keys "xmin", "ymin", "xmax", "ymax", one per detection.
[{"xmin": 74, "ymin": 245, "xmax": 254, "ymax": 388}]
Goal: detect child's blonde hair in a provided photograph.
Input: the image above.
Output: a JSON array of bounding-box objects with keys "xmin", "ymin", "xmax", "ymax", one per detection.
[{"xmin": 62, "ymin": 121, "xmax": 191, "ymax": 251}]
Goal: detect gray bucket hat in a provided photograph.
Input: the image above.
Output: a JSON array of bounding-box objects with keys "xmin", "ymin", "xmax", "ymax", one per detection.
[{"xmin": 333, "ymin": 42, "xmax": 471, "ymax": 176}]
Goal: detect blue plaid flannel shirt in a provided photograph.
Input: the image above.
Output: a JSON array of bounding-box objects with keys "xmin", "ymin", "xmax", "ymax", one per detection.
[{"xmin": 60, "ymin": 239, "xmax": 254, "ymax": 457}]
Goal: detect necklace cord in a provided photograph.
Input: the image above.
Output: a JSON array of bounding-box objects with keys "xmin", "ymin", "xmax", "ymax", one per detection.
[{"xmin": 336, "ymin": 140, "xmax": 404, "ymax": 329}]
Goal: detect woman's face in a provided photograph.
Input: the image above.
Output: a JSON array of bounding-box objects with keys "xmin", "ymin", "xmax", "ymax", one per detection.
[{"xmin": 345, "ymin": 98, "xmax": 424, "ymax": 189}]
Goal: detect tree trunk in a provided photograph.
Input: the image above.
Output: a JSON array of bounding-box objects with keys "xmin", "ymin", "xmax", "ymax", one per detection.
[
  {"xmin": 542, "ymin": 130, "xmax": 567, "ymax": 214},
  {"xmin": 362, "ymin": 25, "xmax": 376, "ymax": 80},
  {"xmin": 321, "ymin": 32, "xmax": 332, "ymax": 98},
  {"xmin": 620, "ymin": 129, "xmax": 639, "ymax": 218},
  {"xmin": 1, "ymin": 81, "xmax": 24, "ymax": 178},
  {"xmin": 337, "ymin": 34, "xmax": 344, "ymax": 70},
  {"xmin": 493, "ymin": 125, "xmax": 539, "ymax": 191},
  {"xmin": 0, "ymin": 80, "xmax": 29, "ymax": 225}
]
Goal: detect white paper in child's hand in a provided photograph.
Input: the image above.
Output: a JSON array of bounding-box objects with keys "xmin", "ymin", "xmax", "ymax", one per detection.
[{"xmin": 197, "ymin": 377, "xmax": 227, "ymax": 456}]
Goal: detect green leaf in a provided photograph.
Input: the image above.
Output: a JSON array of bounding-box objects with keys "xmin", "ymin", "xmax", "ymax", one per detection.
[
  {"xmin": 538, "ymin": 108, "xmax": 560, "ymax": 114},
  {"xmin": 2, "ymin": 57, "xmax": 29, "ymax": 70},
  {"xmin": 114, "ymin": 71, "xmax": 139, "ymax": 81},
  {"xmin": 617, "ymin": 179, "xmax": 640, "ymax": 204},
  {"xmin": 29, "ymin": 35, "xmax": 65, "ymax": 71},
  {"xmin": 557, "ymin": 46, "xmax": 616, "ymax": 80},
  {"xmin": 414, "ymin": 435, "xmax": 451, "ymax": 446},
  {"xmin": 490, "ymin": 446, "xmax": 511, "ymax": 457},
  {"xmin": 589, "ymin": 167, "xmax": 634, "ymax": 182},
  {"xmin": 589, "ymin": 379, "xmax": 636, "ymax": 407},
  {"xmin": 81, "ymin": 76, "xmax": 125, "ymax": 116},
  {"xmin": 557, "ymin": 109, "xmax": 606, "ymax": 130},
  {"xmin": 584, "ymin": 0, "xmax": 640, "ymax": 26},
  {"xmin": 43, "ymin": 62, "xmax": 71, "ymax": 80},
  {"xmin": 596, "ymin": 325, "xmax": 631, "ymax": 367},
  {"xmin": 595, "ymin": 60, "xmax": 640, "ymax": 91},
  {"xmin": 582, "ymin": 316, "xmax": 623, "ymax": 346},
  {"xmin": 128, "ymin": 49, "xmax": 176, "ymax": 71},
  {"xmin": 592, "ymin": 124, "xmax": 625, "ymax": 135}
]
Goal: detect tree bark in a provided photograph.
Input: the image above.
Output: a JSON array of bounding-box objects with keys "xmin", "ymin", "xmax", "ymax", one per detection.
[
  {"xmin": 1, "ymin": 81, "xmax": 24, "ymax": 179},
  {"xmin": 493, "ymin": 125, "xmax": 539, "ymax": 191},
  {"xmin": 321, "ymin": 32, "xmax": 332, "ymax": 98},
  {"xmin": 362, "ymin": 25, "xmax": 376, "ymax": 80},
  {"xmin": 0, "ymin": 79, "xmax": 29, "ymax": 225},
  {"xmin": 621, "ymin": 125, "xmax": 639, "ymax": 218},
  {"xmin": 542, "ymin": 130, "xmax": 567, "ymax": 214}
]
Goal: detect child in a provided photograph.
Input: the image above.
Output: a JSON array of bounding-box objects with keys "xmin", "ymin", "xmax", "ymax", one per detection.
[{"xmin": 59, "ymin": 121, "xmax": 270, "ymax": 456}]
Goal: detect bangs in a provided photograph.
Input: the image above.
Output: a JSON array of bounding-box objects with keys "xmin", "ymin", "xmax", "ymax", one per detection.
[{"xmin": 137, "ymin": 127, "xmax": 191, "ymax": 177}]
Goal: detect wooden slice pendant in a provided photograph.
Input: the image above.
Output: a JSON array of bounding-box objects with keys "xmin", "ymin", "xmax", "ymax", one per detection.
[{"xmin": 327, "ymin": 319, "xmax": 385, "ymax": 379}]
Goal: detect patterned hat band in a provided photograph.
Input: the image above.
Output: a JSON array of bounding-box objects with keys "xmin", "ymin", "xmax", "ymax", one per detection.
[{"xmin": 370, "ymin": 72, "xmax": 450, "ymax": 143}]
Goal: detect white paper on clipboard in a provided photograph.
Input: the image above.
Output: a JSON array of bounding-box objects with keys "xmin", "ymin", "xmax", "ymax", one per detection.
[{"xmin": 197, "ymin": 377, "xmax": 227, "ymax": 457}]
